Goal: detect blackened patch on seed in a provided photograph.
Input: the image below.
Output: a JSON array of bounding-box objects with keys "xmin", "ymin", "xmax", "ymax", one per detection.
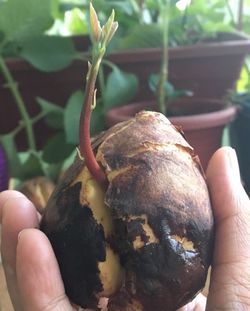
[{"xmin": 40, "ymin": 182, "xmax": 105, "ymax": 309}]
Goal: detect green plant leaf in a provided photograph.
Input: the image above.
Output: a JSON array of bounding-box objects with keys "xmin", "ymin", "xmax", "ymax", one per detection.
[
  {"xmin": 36, "ymin": 97, "xmax": 64, "ymax": 114},
  {"xmin": 20, "ymin": 36, "xmax": 77, "ymax": 72},
  {"xmin": 66, "ymin": 8, "xmax": 88, "ymax": 35},
  {"xmin": 20, "ymin": 151, "xmax": 45, "ymax": 180},
  {"xmin": 0, "ymin": 134, "xmax": 22, "ymax": 178},
  {"xmin": 42, "ymin": 132, "xmax": 74, "ymax": 164},
  {"xmin": 42, "ymin": 161, "xmax": 64, "ymax": 182},
  {"xmin": 36, "ymin": 97, "xmax": 64, "ymax": 129},
  {"xmin": 64, "ymin": 90, "xmax": 83, "ymax": 144},
  {"xmin": 103, "ymin": 67, "xmax": 138, "ymax": 110},
  {"xmin": 118, "ymin": 24, "xmax": 163, "ymax": 49},
  {"xmin": 0, "ymin": 0, "xmax": 53, "ymax": 43}
]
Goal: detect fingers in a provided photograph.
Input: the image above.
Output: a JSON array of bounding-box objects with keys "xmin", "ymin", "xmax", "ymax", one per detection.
[
  {"xmin": 16, "ymin": 228, "xmax": 73, "ymax": 311},
  {"xmin": 0, "ymin": 190, "xmax": 25, "ymax": 221},
  {"xmin": 0, "ymin": 190, "xmax": 39, "ymax": 310},
  {"xmin": 177, "ymin": 293, "xmax": 206, "ymax": 311},
  {"xmin": 206, "ymin": 147, "xmax": 250, "ymax": 309}
]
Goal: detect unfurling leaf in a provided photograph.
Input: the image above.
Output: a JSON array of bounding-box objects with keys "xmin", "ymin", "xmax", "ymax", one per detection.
[
  {"xmin": 101, "ymin": 9, "xmax": 118, "ymax": 46},
  {"xmin": 89, "ymin": 2, "xmax": 102, "ymax": 42}
]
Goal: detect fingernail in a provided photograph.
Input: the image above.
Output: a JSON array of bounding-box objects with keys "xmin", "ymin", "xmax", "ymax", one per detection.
[
  {"xmin": 225, "ymin": 147, "xmax": 241, "ymax": 181},
  {"xmin": 18, "ymin": 229, "xmax": 25, "ymax": 241}
]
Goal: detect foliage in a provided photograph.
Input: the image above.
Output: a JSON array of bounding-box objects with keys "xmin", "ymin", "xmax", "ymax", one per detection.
[
  {"xmin": 54, "ymin": 0, "xmax": 249, "ymax": 50},
  {"xmin": 1, "ymin": 0, "xmax": 249, "ymax": 183},
  {"xmin": 0, "ymin": 0, "xmax": 138, "ymax": 183}
]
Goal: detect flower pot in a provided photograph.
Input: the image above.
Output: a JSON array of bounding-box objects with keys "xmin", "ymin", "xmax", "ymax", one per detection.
[
  {"xmin": 105, "ymin": 98, "xmax": 237, "ymax": 169},
  {"xmin": 108, "ymin": 32, "xmax": 250, "ymax": 101},
  {"xmin": 0, "ymin": 32, "xmax": 247, "ymax": 149}
]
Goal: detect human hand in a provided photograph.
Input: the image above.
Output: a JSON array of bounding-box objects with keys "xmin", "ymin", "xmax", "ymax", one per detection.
[
  {"xmin": 1, "ymin": 146, "xmax": 250, "ymax": 311},
  {"xmin": 177, "ymin": 146, "xmax": 250, "ymax": 311},
  {"xmin": 0, "ymin": 190, "xmax": 74, "ymax": 311}
]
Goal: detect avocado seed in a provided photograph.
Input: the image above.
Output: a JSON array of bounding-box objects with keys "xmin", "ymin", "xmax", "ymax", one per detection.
[{"xmin": 40, "ymin": 111, "xmax": 214, "ymax": 311}]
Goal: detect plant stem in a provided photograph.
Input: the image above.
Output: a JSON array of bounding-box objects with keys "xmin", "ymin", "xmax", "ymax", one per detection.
[
  {"xmin": 79, "ymin": 48, "xmax": 108, "ymax": 188},
  {"xmin": 237, "ymin": 0, "xmax": 244, "ymax": 31},
  {"xmin": 98, "ymin": 64, "xmax": 106, "ymax": 106},
  {"xmin": 224, "ymin": 0, "xmax": 236, "ymax": 27},
  {"xmin": 0, "ymin": 56, "xmax": 36, "ymax": 150},
  {"xmin": 157, "ymin": 0, "xmax": 170, "ymax": 115}
]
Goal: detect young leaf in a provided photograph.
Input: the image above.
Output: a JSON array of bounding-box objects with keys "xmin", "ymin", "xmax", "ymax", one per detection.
[
  {"xmin": 90, "ymin": 2, "xmax": 102, "ymax": 42},
  {"xmin": 42, "ymin": 132, "xmax": 74, "ymax": 164},
  {"xmin": 64, "ymin": 90, "xmax": 83, "ymax": 145},
  {"xmin": 103, "ymin": 67, "xmax": 138, "ymax": 110},
  {"xmin": 101, "ymin": 9, "xmax": 117, "ymax": 46},
  {"xmin": 0, "ymin": 0, "xmax": 53, "ymax": 43},
  {"xmin": 20, "ymin": 36, "xmax": 78, "ymax": 72}
]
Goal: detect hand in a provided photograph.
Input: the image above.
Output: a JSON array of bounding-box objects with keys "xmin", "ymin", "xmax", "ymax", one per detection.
[
  {"xmin": 0, "ymin": 190, "xmax": 74, "ymax": 310},
  {"xmin": 177, "ymin": 147, "xmax": 250, "ymax": 311},
  {"xmin": 1, "ymin": 147, "xmax": 250, "ymax": 311}
]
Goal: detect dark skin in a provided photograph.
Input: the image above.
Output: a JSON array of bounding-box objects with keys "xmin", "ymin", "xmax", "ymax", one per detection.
[{"xmin": 1, "ymin": 147, "xmax": 250, "ymax": 311}]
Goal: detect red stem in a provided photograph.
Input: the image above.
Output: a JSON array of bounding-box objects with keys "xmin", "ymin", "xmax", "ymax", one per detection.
[{"xmin": 79, "ymin": 65, "xmax": 108, "ymax": 189}]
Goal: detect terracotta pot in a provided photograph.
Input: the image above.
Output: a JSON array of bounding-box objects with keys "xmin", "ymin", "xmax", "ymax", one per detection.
[
  {"xmin": 108, "ymin": 32, "xmax": 250, "ymax": 101},
  {"xmin": 0, "ymin": 32, "xmax": 247, "ymax": 149},
  {"xmin": 105, "ymin": 99, "xmax": 237, "ymax": 169}
]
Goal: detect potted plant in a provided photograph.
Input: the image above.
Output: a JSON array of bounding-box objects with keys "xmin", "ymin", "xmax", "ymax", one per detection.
[
  {"xmin": 58, "ymin": 0, "xmax": 250, "ymax": 101},
  {"xmin": 0, "ymin": 0, "xmax": 139, "ymax": 209},
  {"xmin": 0, "ymin": 0, "xmax": 140, "ymax": 150},
  {"xmin": 105, "ymin": 0, "xmax": 238, "ymax": 169},
  {"xmin": 1, "ymin": 1, "xmax": 250, "ymax": 141}
]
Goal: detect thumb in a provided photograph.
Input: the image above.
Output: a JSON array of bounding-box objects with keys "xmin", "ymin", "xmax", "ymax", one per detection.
[{"xmin": 206, "ymin": 147, "xmax": 250, "ymax": 310}]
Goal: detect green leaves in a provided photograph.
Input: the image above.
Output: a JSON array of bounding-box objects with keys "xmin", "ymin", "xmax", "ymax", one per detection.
[
  {"xmin": 20, "ymin": 36, "xmax": 77, "ymax": 72},
  {"xmin": 19, "ymin": 152, "xmax": 44, "ymax": 180},
  {"xmin": 64, "ymin": 90, "xmax": 83, "ymax": 145},
  {"xmin": 36, "ymin": 97, "xmax": 64, "ymax": 129},
  {"xmin": 0, "ymin": 0, "xmax": 53, "ymax": 43},
  {"xmin": 42, "ymin": 132, "xmax": 74, "ymax": 164},
  {"xmin": 103, "ymin": 67, "xmax": 138, "ymax": 109},
  {"xmin": 66, "ymin": 8, "xmax": 88, "ymax": 35},
  {"xmin": 149, "ymin": 73, "xmax": 193, "ymax": 101},
  {"xmin": 118, "ymin": 24, "xmax": 163, "ymax": 49}
]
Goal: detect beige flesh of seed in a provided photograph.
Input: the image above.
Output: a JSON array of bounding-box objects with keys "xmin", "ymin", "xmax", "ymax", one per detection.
[
  {"xmin": 171, "ymin": 235, "xmax": 196, "ymax": 252},
  {"xmin": 72, "ymin": 166, "xmax": 124, "ymax": 296},
  {"xmin": 126, "ymin": 215, "xmax": 159, "ymax": 250},
  {"xmin": 98, "ymin": 246, "xmax": 125, "ymax": 297},
  {"xmin": 126, "ymin": 141, "xmax": 182, "ymax": 158}
]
